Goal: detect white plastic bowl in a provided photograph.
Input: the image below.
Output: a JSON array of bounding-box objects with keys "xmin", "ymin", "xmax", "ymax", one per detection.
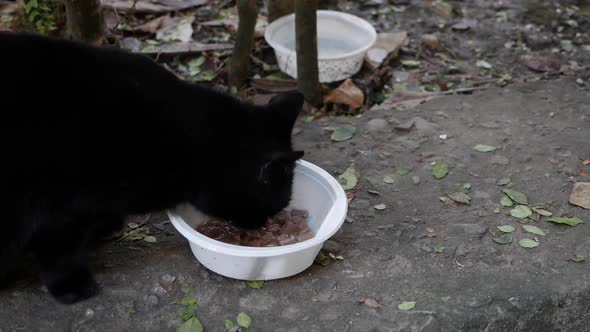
[
  {"xmin": 167, "ymin": 160, "xmax": 348, "ymax": 281},
  {"xmin": 264, "ymin": 10, "xmax": 377, "ymax": 83}
]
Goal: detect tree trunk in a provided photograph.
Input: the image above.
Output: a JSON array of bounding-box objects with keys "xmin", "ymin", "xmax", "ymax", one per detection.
[
  {"xmin": 267, "ymin": 0, "xmax": 294, "ymax": 23},
  {"xmin": 295, "ymin": 0, "xmax": 321, "ymax": 106},
  {"xmin": 228, "ymin": 0, "xmax": 258, "ymax": 89},
  {"xmin": 64, "ymin": 0, "xmax": 104, "ymax": 45}
]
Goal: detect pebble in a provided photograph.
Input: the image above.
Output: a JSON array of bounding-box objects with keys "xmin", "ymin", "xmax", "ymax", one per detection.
[
  {"xmin": 152, "ymin": 284, "xmax": 167, "ymax": 296},
  {"xmin": 84, "ymin": 308, "xmax": 95, "ymax": 319},
  {"xmin": 490, "ymin": 155, "xmax": 510, "ymax": 165},
  {"xmin": 473, "ymin": 191, "xmax": 491, "ymax": 199},
  {"xmin": 411, "ymin": 176, "xmax": 421, "ymax": 184},
  {"xmin": 146, "ymin": 295, "xmax": 159, "ymax": 306},
  {"xmin": 402, "ymin": 139, "xmax": 421, "ymax": 151},
  {"xmin": 449, "ymin": 224, "xmax": 488, "ymax": 237},
  {"xmin": 413, "ymin": 117, "xmax": 440, "ymax": 135},
  {"xmin": 322, "ymin": 240, "xmax": 342, "ymax": 253},
  {"xmin": 366, "ymin": 118, "xmax": 389, "ymax": 132}
]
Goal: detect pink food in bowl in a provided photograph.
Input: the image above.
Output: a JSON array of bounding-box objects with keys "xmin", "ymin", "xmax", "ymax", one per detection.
[{"xmin": 195, "ymin": 209, "xmax": 314, "ymax": 247}]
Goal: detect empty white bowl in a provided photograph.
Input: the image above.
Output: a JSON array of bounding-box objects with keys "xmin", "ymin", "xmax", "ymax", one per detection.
[
  {"xmin": 167, "ymin": 160, "xmax": 348, "ymax": 281},
  {"xmin": 264, "ymin": 10, "xmax": 377, "ymax": 83}
]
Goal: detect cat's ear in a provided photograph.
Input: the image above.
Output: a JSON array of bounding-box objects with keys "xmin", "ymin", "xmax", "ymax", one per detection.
[
  {"xmin": 275, "ymin": 150, "xmax": 304, "ymax": 163},
  {"xmin": 266, "ymin": 90, "xmax": 304, "ymax": 129},
  {"xmin": 259, "ymin": 151, "xmax": 304, "ymax": 184}
]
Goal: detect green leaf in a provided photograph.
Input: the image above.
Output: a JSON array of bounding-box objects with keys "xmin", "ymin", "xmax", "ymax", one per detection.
[
  {"xmin": 531, "ymin": 207, "xmax": 552, "ymax": 217},
  {"xmin": 178, "ymin": 317, "xmax": 204, "ymax": 332},
  {"xmin": 338, "ymin": 166, "xmax": 360, "ymax": 190},
  {"xmin": 374, "ymin": 204, "xmax": 387, "ymax": 210},
  {"xmin": 187, "ymin": 56, "xmax": 205, "ymax": 76},
  {"xmin": 522, "ymin": 225, "xmax": 545, "ymax": 236},
  {"xmin": 566, "ymin": 255, "xmax": 585, "ymax": 263},
  {"xmin": 246, "ymin": 280, "xmax": 264, "ymax": 289},
  {"xmin": 397, "ymin": 168, "xmax": 410, "ymax": 176},
  {"xmin": 397, "ymin": 301, "xmax": 416, "ymax": 310},
  {"xmin": 476, "ymin": 60, "xmax": 492, "ymax": 69},
  {"xmin": 383, "ymin": 175, "xmax": 394, "ymax": 184},
  {"xmin": 448, "ymin": 192, "xmax": 471, "ymax": 205},
  {"xmin": 546, "ymin": 217, "xmax": 584, "ymax": 227},
  {"xmin": 432, "ymin": 160, "xmax": 448, "ymax": 179},
  {"xmin": 315, "ymin": 251, "xmax": 332, "ymax": 266},
  {"xmin": 143, "ymin": 235, "xmax": 157, "ymax": 243},
  {"xmin": 497, "ymin": 178, "xmax": 511, "ymax": 186},
  {"xmin": 500, "ymin": 195, "xmax": 514, "ymax": 207},
  {"xmin": 518, "ymin": 238, "xmax": 539, "ymax": 248},
  {"xmin": 502, "ymin": 189, "xmax": 528, "ymax": 205},
  {"xmin": 197, "ymin": 70, "xmax": 216, "ymax": 81},
  {"xmin": 237, "ymin": 312, "xmax": 252, "ymax": 328},
  {"xmin": 497, "ymin": 225, "xmax": 515, "ymax": 233},
  {"xmin": 493, "ymin": 234, "xmax": 513, "ymax": 244},
  {"xmin": 331, "ymin": 125, "xmax": 356, "ymax": 142},
  {"xmin": 473, "ymin": 144, "xmax": 497, "ymax": 152},
  {"xmin": 25, "ymin": 0, "xmax": 38, "ymax": 12},
  {"xmin": 510, "ymin": 205, "xmax": 532, "ymax": 219},
  {"xmin": 401, "ymin": 60, "xmax": 421, "ymax": 67},
  {"xmin": 224, "ymin": 320, "xmax": 234, "ymax": 330},
  {"xmin": 182, "ymin": 294, "xmax": 198, "ymax": 306},
  {"xmin": 434, "ymin": 244, "xmax": 446, "ymax": 253}
]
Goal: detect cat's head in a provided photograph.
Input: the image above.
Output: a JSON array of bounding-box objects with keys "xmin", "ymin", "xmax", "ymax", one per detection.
[{"xmin": 193, "ymin": 91, "xmax": 305, "ymax": 229}]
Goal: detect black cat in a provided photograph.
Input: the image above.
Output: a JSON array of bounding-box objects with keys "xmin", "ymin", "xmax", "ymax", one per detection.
[{"xmin": 0, "ymin": 32, "xmax": 304, "ymax": 304}]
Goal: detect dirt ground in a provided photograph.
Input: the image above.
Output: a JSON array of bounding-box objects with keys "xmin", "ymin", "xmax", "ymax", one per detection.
[{"xmin": 1, "ymin": 76, "xmax": 588, "ymax": 332}]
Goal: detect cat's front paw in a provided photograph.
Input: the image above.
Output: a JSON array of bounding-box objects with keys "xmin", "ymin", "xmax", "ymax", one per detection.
[{"xmin": 42, "ymin": 267, "xmax": 99, "ymax": 304}]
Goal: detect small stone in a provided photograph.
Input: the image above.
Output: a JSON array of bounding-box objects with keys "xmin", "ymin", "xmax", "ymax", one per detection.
[
  {"xmin": 473, "ymin": 191, "xmax": 491, "ymax": 199},
  {"xmin": 402, "ymin": 139, "xmax": 421, "ymax": 151},
  {"xmin": 84, "ymin": 308, "xmax": 95, "ymax": 319},
  {"xmin": 411, "ymin": 176, "xmax": 421, "ymax": 184},
  {"xmin": 479, "ymin": 121, "xmax": 500, "ymax": 129},
  {"xmin": 413, "ymin": 117, "xmax": 440, "ymax": 135},
  {"xmin": 448, "ymin": 224, "xmax": 488, "ymax": 237},
  {"xmin": 490, "ymin": 155, "xmax": 509, "ymax": 166},
  {"xmin": 152, "ymin": 284, "xmax": 167, "ymax": 296},
  {"xmin": 576, "ymin": 78, "xmax": 585, "ymax": 86},
  {"xmin": 366, "ymin": 118, "xmax": 389, "ymax": 132},
  {"xmin": 161, "ymin": 274, "xmax": 176, "ymax": 286},
  {"xmin": 421, "ymin": 34, "xmax": 439, "ymax": 49},
  {"xmin": 146, "ymin": 295, "xmax": 159, "ymax": 306},
  {"xmin": 394, "ymin": 119, "xmax": 415, "ymax": 131},
  {"xmin": 322, "ymin": 240, "xmax": 342, "ymax": 253}
]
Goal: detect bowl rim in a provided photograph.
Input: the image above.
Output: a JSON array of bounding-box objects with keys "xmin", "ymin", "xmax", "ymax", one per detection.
[
  {"xmin": 264, "ymin": 10, "xmax": 377, "ymax": 61},
  {"xmin": 167, "ymin": 159, "xmax": 348, "ymax": 258}
]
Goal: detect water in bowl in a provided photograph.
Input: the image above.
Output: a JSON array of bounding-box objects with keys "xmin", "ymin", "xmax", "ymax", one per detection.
[{"xmin": 283, "ymin": 37, "xmax": 360, "ymax": 58}]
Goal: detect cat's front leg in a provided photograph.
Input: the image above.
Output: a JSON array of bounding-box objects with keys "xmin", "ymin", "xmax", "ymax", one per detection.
[{"xmin": 28, "ymin": 215, "xmax": 111, "ymax": 304}]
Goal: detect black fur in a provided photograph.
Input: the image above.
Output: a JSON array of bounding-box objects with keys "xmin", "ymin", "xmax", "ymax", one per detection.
[{"xmin": 0, "ymin": 32, "xmax": 304, "ymax": 304}]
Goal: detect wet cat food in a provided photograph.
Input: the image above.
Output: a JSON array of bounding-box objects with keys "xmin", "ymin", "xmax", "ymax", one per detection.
[{"xmin": 195, "ymin": 209, "xmax": 314, "ymax": 247}]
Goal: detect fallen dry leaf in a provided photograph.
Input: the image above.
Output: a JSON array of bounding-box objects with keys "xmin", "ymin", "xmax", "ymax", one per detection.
[
  {"xmin": 581, "ymin": 169, "xmax": 589, "ymax": 177},
  {"xmin": 421, "ymin": 34, "xmax": 439, "ymax": 49},
  {"xmin": 323, "ymin": 79, "xmax": 364, "ymax": 109},
  {"xmin": 584, "ymin": 157, "xmax": 590, "ymax": 165},
  {"xmin": 218, "ymin": 6, "xmax": 268, "ymax": 38},
  {"xmin": 131, "ymin": 15, "xmax": 172, "ymax": 33},
  {"xmin": 365, "ymin": 32, "xmax": 408, "ymax": 69},
  {"xmin": 569, "ymin": 182, "xmax": 590, "ymax": 209},
  {"xmin": 101, "ymin": 0, "xmax": 206, "ymax": 13},
  {"xmin": 250, "ymin": 78, "xmax": 297, "ymax": 92},
  {"xmin": 359, "ymin": 297, "xmax": 383, "ymax": 309},
  {"xmin": 519, "ymin": 53, "xmax": 561, "ymax": 72}
]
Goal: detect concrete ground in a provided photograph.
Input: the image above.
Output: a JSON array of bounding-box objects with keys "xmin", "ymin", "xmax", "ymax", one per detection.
[{"xmin": 0, "ymin": 77, "xmax": 589, "ymax": 331}]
